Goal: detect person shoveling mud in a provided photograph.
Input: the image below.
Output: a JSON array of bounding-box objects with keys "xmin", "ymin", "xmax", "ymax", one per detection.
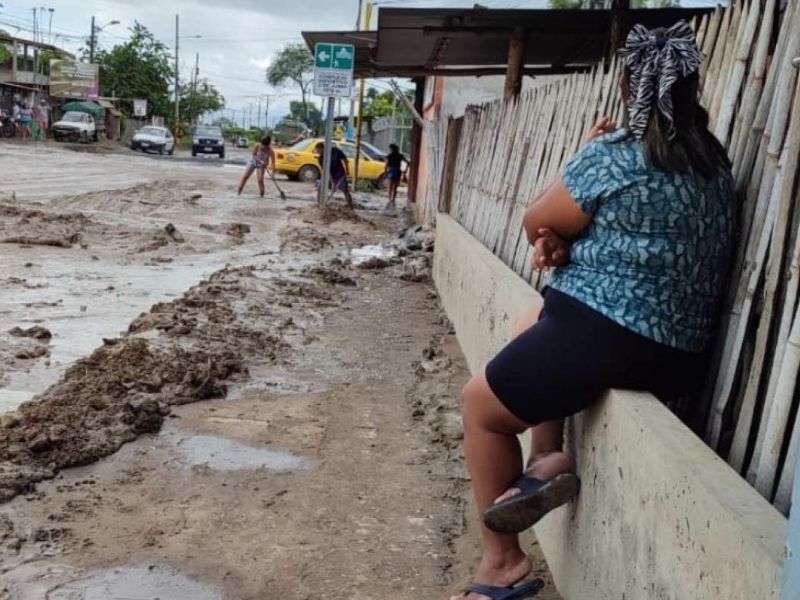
[{"xmin": 237, "ymin": 137, "xmax": 277, "ymax": 199}]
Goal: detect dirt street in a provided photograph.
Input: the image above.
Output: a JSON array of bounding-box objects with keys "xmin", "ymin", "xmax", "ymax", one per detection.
[{"xmin": 0, "ymin": 142, "xmax": 556, "ymax": 599}]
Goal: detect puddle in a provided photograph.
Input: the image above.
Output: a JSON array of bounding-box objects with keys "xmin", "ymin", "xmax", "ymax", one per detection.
[
  {"xmin": 47, "ymin": 565, "xmax": 223, "ymax": 600},
  {"xmin": 174, "ymin": 432, "xmax": 307, "ymax": 471}
]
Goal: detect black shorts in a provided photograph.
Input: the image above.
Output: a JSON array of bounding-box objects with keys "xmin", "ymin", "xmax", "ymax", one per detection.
[{"xmin": 485, "ymin": 288, "xmax": 707, "ymax": 425}]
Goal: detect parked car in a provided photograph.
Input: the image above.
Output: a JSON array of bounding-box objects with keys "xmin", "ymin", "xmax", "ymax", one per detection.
[
  {"xmin": 274, "ymin": 137, "xmax": 386, "ymax": 186},
  {"xmin": 192, "ymin": 126, "xmax": 225, "ymax": 158},
  {"xmin": 345, "ymin": 139, "xmax": 387, "ymax": 162},
  {"xmin": 52, "ymin": 111, "xmax": 97, "ymax": 143},
  {"xmin": 236, "ymin": 136, "xmax": 248, "ymax": 148},
  {"xmin": 131, "ymin": 126, "xmax": 175, "ymax": 155}
]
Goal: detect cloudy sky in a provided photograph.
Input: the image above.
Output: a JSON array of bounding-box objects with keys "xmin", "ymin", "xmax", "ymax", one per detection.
[{"xmin": 0, "ymin": 0, "xmax": 717, "ymax": 125}]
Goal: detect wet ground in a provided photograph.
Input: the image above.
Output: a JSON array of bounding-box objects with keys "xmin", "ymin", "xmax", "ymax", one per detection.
[{"xmin": 0, "ymin": 142, "xmax": 558, "ymax": 599}]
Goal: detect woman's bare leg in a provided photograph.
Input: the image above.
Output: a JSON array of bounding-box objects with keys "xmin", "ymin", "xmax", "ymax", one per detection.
[
  {"xmin": 452, "ymin": 372, "xmax": 533, "ymax": 600},
  {"xmin": 494, "ymin": 302, "xmax": 575, "ymax": 505},
  {"xmin": 257, "ymin": 170, "xmax": 265, "ymax": 197},
  {"xmin": 238, "ymin": 166, "xmax": 254, "ymax": 195}
]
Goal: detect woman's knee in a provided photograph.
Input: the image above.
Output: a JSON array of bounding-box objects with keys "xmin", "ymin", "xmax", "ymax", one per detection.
[{"xmin": 460, "ymin": 371, "xmax": 527, "ymax": 435}]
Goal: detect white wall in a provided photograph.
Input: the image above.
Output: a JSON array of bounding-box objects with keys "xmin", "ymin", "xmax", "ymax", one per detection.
[{"xmin": 440, "ymin": 75, "xmax": 557, "ymax": 119}]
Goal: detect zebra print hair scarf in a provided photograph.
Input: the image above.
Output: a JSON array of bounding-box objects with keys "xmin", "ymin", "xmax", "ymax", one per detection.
[{"xmin": 618, "ymin": 21, "xmax": 703, "ymax": 141}]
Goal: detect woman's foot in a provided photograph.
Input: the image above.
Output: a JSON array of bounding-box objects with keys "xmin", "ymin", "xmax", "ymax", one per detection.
[
  {"xmin": 451, "ymin": 551, "xmax": 532, "ymax": 600},
  {"xmin": 494, "ymin": 451, "xmax": 574, "ymax": 504}
]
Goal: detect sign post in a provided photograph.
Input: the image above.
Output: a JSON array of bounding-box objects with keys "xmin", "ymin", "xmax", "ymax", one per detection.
[
  {"xmin": 313, "ymin": 42, "xmax": 354, "ymax": 206},
  {"xmin": 133, "ymin": 99, "xmax": 148, "ymax": 118}
]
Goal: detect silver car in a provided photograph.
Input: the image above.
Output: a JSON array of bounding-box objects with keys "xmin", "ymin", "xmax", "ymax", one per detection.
[{"xmin": 131, "ymin": 126, "xmax": 175, "ymax": 155}]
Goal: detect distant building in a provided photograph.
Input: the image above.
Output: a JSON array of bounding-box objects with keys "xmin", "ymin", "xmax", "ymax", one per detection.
[{"xmin": 0, "ymin": 31, "xmax": 73, "ymax": 107}]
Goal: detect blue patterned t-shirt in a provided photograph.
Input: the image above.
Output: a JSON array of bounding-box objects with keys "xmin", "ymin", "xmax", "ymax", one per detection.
[{"xmin": 549, "ymin": 130, "xmax": 735, "ymax": 352}]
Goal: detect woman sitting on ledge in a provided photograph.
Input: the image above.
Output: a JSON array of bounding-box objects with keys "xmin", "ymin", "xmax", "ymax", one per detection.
[{"xmin": 455, "ymin": 21, "xmax": 735, "ymax": 600}]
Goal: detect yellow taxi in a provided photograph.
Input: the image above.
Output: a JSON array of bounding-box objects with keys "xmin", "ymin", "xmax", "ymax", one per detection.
[{"xmin": 274, "ymin": 138, "xmax": 387, "ymax": 186}]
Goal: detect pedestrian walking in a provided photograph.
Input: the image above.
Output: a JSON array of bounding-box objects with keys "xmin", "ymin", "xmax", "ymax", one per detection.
[
  {"xmin": 384, "ymin": 143, "xmax": 409, "ymax": 208},
  {"xmin": 18, "ymin": 104, "xmax": 33, "ymax": 141},
  {"xmin": 35, "ymin": 99, "xmax": 50, "ymax": 141},
  {"xmin": 314, "ymin": 142, "xmax": 354, "ymax": 209},
  {"xmin": 454, "ymin": 21, "xmax": 735, "ymax": 600},
  {"xmin": 238, "ymin": 136, "xmax": 275, "ymax": 198}
]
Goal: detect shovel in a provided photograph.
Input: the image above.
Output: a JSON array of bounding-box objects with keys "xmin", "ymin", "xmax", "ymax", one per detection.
[{"xmin": 269, "ymin": 171, "xmax": 287, "ymax": 200}]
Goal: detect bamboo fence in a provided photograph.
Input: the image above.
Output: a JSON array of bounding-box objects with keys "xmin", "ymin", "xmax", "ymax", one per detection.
[{"xmin": 435, "ymin": 0, "xmax": 800, "ymax": 515}]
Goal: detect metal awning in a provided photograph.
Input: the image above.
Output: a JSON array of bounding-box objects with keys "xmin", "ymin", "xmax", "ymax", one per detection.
[{"xmin": 303, "ymin": 6, "xmax": 713, "ymax": 78}]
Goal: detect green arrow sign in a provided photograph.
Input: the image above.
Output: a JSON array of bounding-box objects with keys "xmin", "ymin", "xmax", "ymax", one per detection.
[
  {"xmin": 315, "ymin": 43, "xmax": 333, "ymax": 69},
  {"xmin": 331, "ymin": 44, "xmax": 354, "ymax": 70},
  {"xmin": 315, "ymin": 43, "xmax": 354, "ymax": 72}
]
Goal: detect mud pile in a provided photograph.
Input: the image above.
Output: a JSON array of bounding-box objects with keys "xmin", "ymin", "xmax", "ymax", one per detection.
[
  {"xmin": 0, "ymin": 264, "xmax": 331, "ymax": 503},
  {"xmin": 279, "ymin": 226, "xmax": 331, "ymax": 253},
  {"xmin": 0, "ymin": 204, "xmax": 91, "ymax": 248}
]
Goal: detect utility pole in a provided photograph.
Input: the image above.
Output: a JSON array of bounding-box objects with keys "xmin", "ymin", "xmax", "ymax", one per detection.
[
  {"xmin": 257, "ymin": 100, "xmax": 262, "ymax": 130},
  {"xmin": 174, "ymin": 14, "xmax": 180, "ymax": 128},
  {"xmin": 89, "ymin": 16, "xmax": 95, "ymax": 62},
  {"xmin": 265, "ymin": 96, "xmax": 270, "ymax": 130},
  {"xmin": 48, "ymin": 8, "xmax": 54, "ymax": 45},
  {"xmin": 353, "ymin": 2, "xmax": 372, "ymax": 192},
  {"xmin": 32, "ymin": 8, "xmax": 37, "ymax": 43},
  {"xmin": 249, "ymin": 104, "xmax": 253, "ymax": 130},
  {"xmin": 191, "ymin": 51, "xmax": 199, "ymax": 125},
  {"xmin": 348, "ymin": 0, "xmax": 364, "ymax": 135}
]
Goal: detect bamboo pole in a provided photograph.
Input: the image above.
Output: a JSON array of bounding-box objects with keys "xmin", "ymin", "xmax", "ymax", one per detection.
[
  {"xmin": 703, "ymin": 3, "xmax": 732, "ymax": 113},
  {"xmin": 710, "ymin": 1, "xmax": 743, "ymax": 128},
  {"xmin": 731, "ymin": 0, "xmax": 776, "ymax": 176},
  {"xmin": 728, "ymin": 136, "xmax": 799, "ymax": 471},
  {"xmin": 752, "ymin": 72, "xmax": 800, "ymax": 498},
  {"xmin": 715, "ymin": 0, "xmax": 760, "ymax": 146}
]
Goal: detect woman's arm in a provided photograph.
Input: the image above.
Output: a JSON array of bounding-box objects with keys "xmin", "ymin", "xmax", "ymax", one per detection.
[{"xmin": 522, "ymin": 179, "xmax": 591, "ymax": 245}]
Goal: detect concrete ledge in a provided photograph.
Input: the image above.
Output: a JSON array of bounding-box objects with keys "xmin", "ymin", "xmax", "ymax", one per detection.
[{"xmin": 433, "ymin": 214, "xmax": 787, "ymax": 600}]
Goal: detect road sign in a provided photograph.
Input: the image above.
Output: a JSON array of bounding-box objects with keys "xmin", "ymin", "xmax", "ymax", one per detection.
[
  {"xmin": 314, "ymin": 43, "xmax": 355, "ymax": 98},
  {"xmin": 133, "ymin": 99, "xmax": 147, "ymax": 117}
]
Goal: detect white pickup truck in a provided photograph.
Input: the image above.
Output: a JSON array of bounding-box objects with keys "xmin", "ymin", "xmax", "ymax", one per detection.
[{"xmin": 52, "ymin": 111, "xmax": 98, "ymax": 143}]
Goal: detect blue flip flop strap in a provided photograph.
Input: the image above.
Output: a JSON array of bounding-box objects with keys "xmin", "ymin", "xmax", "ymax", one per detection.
[
  {"xmin": 467, "ymin": 578, "xmax": 543, "ymax": 599},
  {"xmin": 510, "ymin": 475, "xmax": 547, "ymax": 495}
]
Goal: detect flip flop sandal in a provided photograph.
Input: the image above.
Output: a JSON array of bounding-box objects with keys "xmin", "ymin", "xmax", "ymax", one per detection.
[
  {"xmin": 482, "ymin": 473, "xmax": 580, "ymax": 534},
  {"xmin": 463, "ymin": 577, "xmax": 544, "ymax": 599}
]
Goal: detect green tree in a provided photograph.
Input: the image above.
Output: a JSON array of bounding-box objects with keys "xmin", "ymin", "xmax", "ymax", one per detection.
[
  {"xmin": 363, "ymin": 86, "xmax": 415, "ymax": 121},
  {"xmin": 266, "ymin": 44, "xmax": 313, "ymax": 122},
  {"xmin": 179, "ymin": 78, "xmax": 224, "ymax": 125},
  {"xmin": 93, "ymin": 23, "xmax": 173, "ymax": 119},
  {"xmin": 548, "ymin": 0, "xmax": 583, "ymax": 7},
  {"xmin": 283, "ymin": 100, "xmax": 322, "ymax": 132}
]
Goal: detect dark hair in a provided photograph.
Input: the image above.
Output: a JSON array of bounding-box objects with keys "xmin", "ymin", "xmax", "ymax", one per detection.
[
  {"xmin": 261, "ymin": 136, "xmax": 271, "ymax": 146},
  {"xmin": 389, "ymin": 143, "xmax": 399, "ymax": 153},
  {"xmin": 622, "ymin": 69, "xmax": 730, "ymax": 179}
]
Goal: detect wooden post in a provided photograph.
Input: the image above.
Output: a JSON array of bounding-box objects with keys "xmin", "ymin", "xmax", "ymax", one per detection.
[
  {"xmin": 608, "ymin": 0, "xmax": 631, "ymax": 64},
  {"xmin": 504, "ymin": 27, "xmax": 525, "ymax": 102},
  {"xmin": 438, "ymin": 117, "xmax": 463, "ymax": 214},
  {"xmin": 407, "ymin": 78, "xmax": 425, "ymax": 205}
]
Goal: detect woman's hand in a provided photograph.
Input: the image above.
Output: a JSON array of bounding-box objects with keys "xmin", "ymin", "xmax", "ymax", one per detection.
[
  {"xmin": 531, "ymin": 228, "xmax": 571, "ymax": 271},
  {"xmin": 584, "ymin": 116, "xmax": 617, "ymax": 145}
]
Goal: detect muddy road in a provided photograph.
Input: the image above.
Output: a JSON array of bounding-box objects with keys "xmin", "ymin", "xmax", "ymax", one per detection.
[{"xmin": 0, "ymin": 143, "xmax": 556, "ymax": 599}]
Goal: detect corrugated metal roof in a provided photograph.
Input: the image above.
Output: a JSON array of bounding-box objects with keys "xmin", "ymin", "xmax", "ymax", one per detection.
[{"xmin": 303, "ymin": 7, "xmax": 713, "ymax": 78}]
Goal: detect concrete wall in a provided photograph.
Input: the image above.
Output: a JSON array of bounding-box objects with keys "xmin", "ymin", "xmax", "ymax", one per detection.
[
  {"xmin": 433, "ymin": 214, "xmax": 788, "ymax": 600},
  {"xmin": 440, "ymin": 76, "xmax": 555, "ymax": 120}
]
